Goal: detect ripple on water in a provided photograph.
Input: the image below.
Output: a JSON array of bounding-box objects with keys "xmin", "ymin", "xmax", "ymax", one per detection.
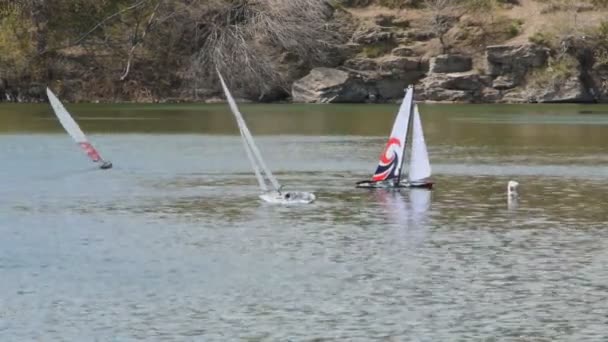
[{"xmin": 2, "ymin": 132, "xmax": 608, "ymax": 340}]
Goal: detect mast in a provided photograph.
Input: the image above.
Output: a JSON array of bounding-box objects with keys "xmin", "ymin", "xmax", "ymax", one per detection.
[
  {"xmin": 216, "ymin": 70, "xmax": 282, "ymax": 192},
  {"xmin": 240, "ymin": 125, "xmax": 268, "ymax": 192},
  {"xmin": 396, "ymin": 85, "xmax": 416, "ymax": 185}
]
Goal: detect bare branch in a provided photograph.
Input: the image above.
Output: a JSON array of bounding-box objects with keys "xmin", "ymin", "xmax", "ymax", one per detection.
[
  {"xmin": 73, "ymin": 0, "xmax": 151, "ymax": 46},
  {"xmin": 192, "ymin": 0, "xmax": 340, "ymax": 98},
  {"xmin": 120, "ymin": 0, "xmax": 163, "ymax": 81}
]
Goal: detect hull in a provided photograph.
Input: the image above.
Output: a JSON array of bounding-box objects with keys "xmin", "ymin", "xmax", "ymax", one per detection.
[
  {"xmin": 356, "ymin": 179, "xmax": 433, "ymax": 189},
  {"xmin": 259, "ymin": 191, "xmax": 316, "ymax": 204}
]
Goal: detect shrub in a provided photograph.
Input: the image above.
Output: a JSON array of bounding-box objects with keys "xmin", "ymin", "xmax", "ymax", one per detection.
[
  {"xmin": 362, "ymin": 42, "xmax": 396, "ymax": 57},
  {"xmin": 507, "ymin": 19, "xmax": 523, "ymax": 37},
  {"xmin": 528, "ymin": 54, "xmax": 578, "ymax": 89},
  {"xmin": 528, "ymin": 31, "xmax": 554, "ymax": 47}
]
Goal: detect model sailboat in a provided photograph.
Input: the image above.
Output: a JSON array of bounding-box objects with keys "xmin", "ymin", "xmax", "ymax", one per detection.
[
  {"xmin": 356, "ymin": 85, "xmax": 432, "ymax": 189},
  {"xmin": 217, "ymin": 70, "xmax": 315, "ymax": 204},
  {"xmin": 46, "ymin": 88, "xmax": 112, "ymax": 169}
]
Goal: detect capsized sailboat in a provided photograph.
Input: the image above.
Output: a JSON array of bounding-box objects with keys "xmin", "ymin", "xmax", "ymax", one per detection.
[
  {"xmin": 46, "ymin": 88, "xmax": 112, "ymax": 169},
  {"xmin": 356, "ymin": 85, "xmax": 432, "ymax": 189},
  {"xmin": 217, "ymin": 70, "xmax": 315, "ymax": 204}
]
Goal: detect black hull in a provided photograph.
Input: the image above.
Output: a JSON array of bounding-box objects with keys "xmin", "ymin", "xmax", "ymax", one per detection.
[{"xmin": 356, "ymin": 180, "xmax": 433, "ymax": 189}]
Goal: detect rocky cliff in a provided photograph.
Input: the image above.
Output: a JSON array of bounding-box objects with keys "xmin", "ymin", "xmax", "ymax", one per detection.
[
  {"xmin": 3, "ymin": 0, "xmax": 608, "ymax": 104},
  {"xmin": 292, "ymin": 0, "xmax": 608, "ymax": 104}
]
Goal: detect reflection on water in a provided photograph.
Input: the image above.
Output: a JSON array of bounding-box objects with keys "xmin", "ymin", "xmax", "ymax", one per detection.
[{"xmin": 2, "ymin": 104, "xmax": 608, "ymax": 340}]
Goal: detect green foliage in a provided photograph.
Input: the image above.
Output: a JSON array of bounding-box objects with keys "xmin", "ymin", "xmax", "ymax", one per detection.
[
  {"xmin": 507, "ymin": 19, "xmax": 523, "ymax": 37},
  {"xmin": 465, "ymin": 0, "xmax": 496, "ymax": 11},
  {"xmin": 528, "ymin": 54, "xmax": 578, "ymax": 88},
  {"xmin": 0, "ymin": 6, "xmax": 35, "ymax": 78},
  {"xmin": 337, "ymin": 0, "xmax": 423, "ymax": 8},
  {"xmin": 43, "ymin": 0, "xmax": 143, "ymax": 48},
  {"xmin": 590, "ymin": 0, "xmax": 608, "ymax": 8},
  {"xmin": 597, "ymin": 21, "xmax": 608, "ymax": 39},
  {"xmin": 590, "ymin": 21, "xmax": 608, "ymax": 68},
  {"xmin": 362, "ymin": 42, "xmax": 396, "ymax": 57},
  {"xmin": 528, "ymin": 31, "xmax": 554, "ymax": 47}
]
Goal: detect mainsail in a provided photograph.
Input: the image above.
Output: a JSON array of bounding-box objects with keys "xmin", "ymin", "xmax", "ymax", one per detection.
[
  {"xmin": 216, "ymin": 71, "xmax": 281, "ymax": 192},
  {"xmin": 408, "ymin": 105, "xmax": 432, "ymax": 182},
  {"xmin": 46, "ymin": 88, "xmax": 104, "ymax": 163},
  {"xmin": 372, "ymin": 86, "xmax": 413, "ymax": 182}
]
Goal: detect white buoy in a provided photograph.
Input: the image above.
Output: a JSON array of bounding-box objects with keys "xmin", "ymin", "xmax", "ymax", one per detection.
[
  {"xmin": 507, "ymin": 180, "xmax": 519, "ymax": 210},
  {"xmin": 507, "ymin": 180, "xmax": 519, "ymax": 197}
]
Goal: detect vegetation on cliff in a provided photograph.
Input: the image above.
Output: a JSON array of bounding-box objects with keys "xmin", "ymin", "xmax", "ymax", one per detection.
[{"xmin": 2, "ymin": 0, "xmax": 608, "ymax": 103}]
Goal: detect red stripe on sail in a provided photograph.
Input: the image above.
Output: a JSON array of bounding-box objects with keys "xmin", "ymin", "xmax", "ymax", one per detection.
[
  {"xmin": 379, "ymin": 138, "xmax": 401, "ymax": 165},
  {"xmin": 78, "ymin": 142, "xmax": 102, "ymax": 162}
]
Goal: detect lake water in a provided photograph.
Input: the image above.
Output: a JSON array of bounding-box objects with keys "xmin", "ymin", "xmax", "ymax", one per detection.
[{"xmin": 1, "ymin": 103, "xmax": 608, "ymax": 341}]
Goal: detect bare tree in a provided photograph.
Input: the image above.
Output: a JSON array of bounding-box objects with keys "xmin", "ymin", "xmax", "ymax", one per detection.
[
  {"xmin": 120, "ymin": 0, "xmax": 163, "ymax": 80},
  {"xmin": 425, "ymin": 0, "xmax": 461, "ymax": 54},
  {"xmin": 193, "ymin": 0, "xmax": 340, "ymax": 99}
]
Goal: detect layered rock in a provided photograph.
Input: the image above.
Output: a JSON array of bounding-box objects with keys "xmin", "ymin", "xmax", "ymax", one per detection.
[
  {"xmin": 417, "ymin": 72, "xmax": 488, "ymax": 102},
  {"xmin": 351, "ymin": 26, "xmax": 394, "ymax": 45},
  {"xmin": 486, "ymin": 44, "xmax": 550, "ymax": 87},
  {"xmin": 291, "ymin": 68, "xmax": 368, "ymax": 103},
  {"xmin": 294, "ymin": 55, "xmax": 428, "ymax": 103},
  {"xmin": 526, "ymin": 75, "xmax": 591, "ymax": 103},
  {"xmin": 429, "ymin": 54, "xmax": 472, "ymax": 74},
  {"xmin": 392, "ymin": 46, "xmax": 415, "ymax": 57}
]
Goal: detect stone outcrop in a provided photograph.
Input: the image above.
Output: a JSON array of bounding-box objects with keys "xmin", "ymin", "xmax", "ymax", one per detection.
[
  {"xmin": 291, "ymin": 41, "xmax": 597, "ymax": 104},
  {"xmin": 294, "ymin": 55, "xmax": 428, "ymax": 103},
  {"xmin": 291, "ymin": 68, "xmax": 368, "ymax": 103},
  {"xmin": 590, "ymin": 67, "xmax": 608, "ymax": 102},
  {"xmin": 392, "ymin": 46, "xmax": 415, "ymax": 57},
  {"xmin": 351, "ymin": 26, "xmax": 394, "ymax": 45},
  {"xmin": 342, "ymin": 56, "xmax": 428, "ymax": 76},
  {"xmin": 486, "ymin": 44, "xmax": 550, "ymax": 86},
  {"xmin": 417, "ymin": 72, "xmax": 488, "ymax": 102},
  {"xmin": 429, "ymin": 54, "xmax": 472, "ymax": 74},
  {"xmin": 526, "ymin": 75, "xmax": 591, "ymax": 103}
]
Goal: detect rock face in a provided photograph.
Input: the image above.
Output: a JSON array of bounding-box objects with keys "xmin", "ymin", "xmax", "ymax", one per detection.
[
  {"xmin": 429, "ymin": 54, "xmax": 472, "ymax": 74},
  {"xmin": 588, "ymin": 66, "xmax": 608, "ymax": 102},
  {"xmin": 344, "ymin": 56, "xmax": 427, "ymax": 75},
  {"xmin": 291, "ymin": 68, "xmax": 368, "ymax": 103},
  {"xmin": 351, "ymin": 26, "xmax": 394, "ymax": 45},
  {"xmin": 417, "ymin": 72, "xmax": 487, "ymax": 102},
  {"xmin": 392, "ymin": 46, "xmax": 414, "ymax": 57},
  {"xmin": 293, "ymin": 55, "xmax": 429, "ymax": 103},
  {"xmin": 486, "ymin": 44, "xmax": 549, "ymax": 86},
  {"xmin": 0, "ymin": 81, "xmax": 46, "ymax": 103},
  {"xmin": 292, "ymin": 41, "xmax": 598, "ymax": 104},
  {"xmin": 526, "ymin": 75, "xmax": 591, "ymax": 103}
]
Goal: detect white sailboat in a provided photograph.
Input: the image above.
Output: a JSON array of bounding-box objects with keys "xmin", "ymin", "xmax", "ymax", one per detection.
[
  {"xmin": 356, "ymin": 85, "xmax": 432, "ymax": 189},
  {"xmin": 217, "ymin": 70, "xmax": 315, "ymax": 204},
  {"xmin": 46, "ymin": 88, "xmax": 112, "ymax": 169}
]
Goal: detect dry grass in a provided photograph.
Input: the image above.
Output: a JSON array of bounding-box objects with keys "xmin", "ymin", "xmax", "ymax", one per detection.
[{"xmin": 346, "ymin": 0, "xmax": 608, "ymax": 46}]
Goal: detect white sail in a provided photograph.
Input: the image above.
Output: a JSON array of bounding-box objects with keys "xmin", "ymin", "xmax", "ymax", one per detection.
[
  {"xmin": 241, "ymin": 125, "xmax": 268, "ymax": 192},
  {"xmin": 216, "ymin": 71, "xmax": 281, "ymax": 192},
  {"xmin": 372, "ymin": 86, "xmax": 413, "ymax": 182},
  {"xmin": 47, "ymin": 88, "xmax": 87, "ymax": 143},
  {"xmin": 408, "ymin": 105, "xmax": 431, "ymax": 182},
  {"xmin": 46, "ymin": 87, "xmax": 104, "ymax": 163}
]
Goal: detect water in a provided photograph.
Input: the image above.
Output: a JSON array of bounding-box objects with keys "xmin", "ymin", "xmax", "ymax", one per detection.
[{"xmin": 2, "ymin": 103, "xmax": 608, "ymax": 341}]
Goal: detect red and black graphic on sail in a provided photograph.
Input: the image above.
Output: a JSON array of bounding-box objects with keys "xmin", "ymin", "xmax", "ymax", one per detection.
[
  {"xmin": 78, "ymin": 142, "xmax": 102, "ymax": 162},
  {"xmin": 372, "ymin": 137, "xmax": 401, "ymax": 181}
]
